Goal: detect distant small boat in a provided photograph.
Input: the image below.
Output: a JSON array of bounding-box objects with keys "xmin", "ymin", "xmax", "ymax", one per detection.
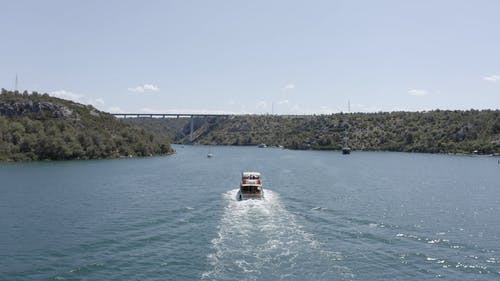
[
  {"xmin": 207, "ymin": 153, "xmax": 213, "ymax": 158},
  {"xmin": 237, "ymin": 172, "xmax": 264, "ymax": 200},
  {"xmin": 342, "ymin": 147, "xmax": 351, "ymax": 155},
  {"xmin": 258, "ymin": 144, "xmax": 267, "ymax": 148},
  {"xmin": 342, "ymin": 128, "xmax": 351, "ymax": 155},
  {"xmin": 342, "ymin": 100, "xmax": 351, "ymax": 155}
]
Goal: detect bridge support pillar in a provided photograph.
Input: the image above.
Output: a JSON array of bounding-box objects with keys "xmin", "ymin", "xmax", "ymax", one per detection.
[{"xmin": 190, "ymin": 116, "xmax": 194, "ymax": 143}]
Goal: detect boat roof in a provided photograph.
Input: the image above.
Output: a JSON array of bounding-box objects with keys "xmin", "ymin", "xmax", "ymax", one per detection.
[
  {"xmin": 242, "ymin": 172, "xmax": 261, "ymax": 177},
  {"xmin": 241, "ymin": 183, "xmax": 262, "ymax": 187}
]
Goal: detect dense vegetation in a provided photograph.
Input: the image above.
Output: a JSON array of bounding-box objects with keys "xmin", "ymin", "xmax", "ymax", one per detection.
[
  {"xmin": 124, "ymin": 111, "xmax": 500, "ymax": 155},
  {"xmin": 122, "ymin": 117, "xmax": 188, "ymax": 142},
  {"xmin": 0, "ymin": 89, "xmax": 173, "ymax": 161}
]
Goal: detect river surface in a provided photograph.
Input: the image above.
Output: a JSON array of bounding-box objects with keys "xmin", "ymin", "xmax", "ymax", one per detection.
[{"xmin": 1, "ymin": 145, "xmax": 499, "ymax": 281}]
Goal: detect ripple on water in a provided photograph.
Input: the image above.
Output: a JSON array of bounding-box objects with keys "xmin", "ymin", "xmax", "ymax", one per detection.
[{"xmin": 394, "ymin": 232, "xmax": 500, "ymax": 279}]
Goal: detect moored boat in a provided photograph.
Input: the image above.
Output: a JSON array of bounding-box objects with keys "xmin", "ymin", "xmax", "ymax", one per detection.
[
  {"xmin": 342, "ymin": 128, "xmax": 351, "ymax": 155},
  {"xmin": 237, "ymin": 172, "xmax": 264, "ymax": 200},
  {"xmin": 342, "ymin": 147, "xmax": 351, "ymax": 154}
]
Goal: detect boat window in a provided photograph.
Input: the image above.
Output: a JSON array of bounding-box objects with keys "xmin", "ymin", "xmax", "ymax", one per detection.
[{"xmin": 241, "ymin": 186, "xmax": 260, "ymax": 194}]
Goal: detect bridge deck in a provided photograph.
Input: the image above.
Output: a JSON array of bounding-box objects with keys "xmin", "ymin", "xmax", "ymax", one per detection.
[{"xmin": 111, "ymin": 113, "xmax": 230, "ymax": 118}]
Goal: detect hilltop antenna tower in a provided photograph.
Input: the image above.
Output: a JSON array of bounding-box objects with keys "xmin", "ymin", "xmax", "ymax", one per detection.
[
  {"xmin": 348, "ymin": 99, "xmax": 350, "ymax": 113},
  {"xmin": 15, "ymin": 74, "xmax": 18, "ymax": 91}
]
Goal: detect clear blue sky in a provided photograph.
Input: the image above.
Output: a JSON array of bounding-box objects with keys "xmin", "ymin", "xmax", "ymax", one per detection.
[{"xmin": 1, "ymin": 0, "xmax": 499, "ymax": 114}]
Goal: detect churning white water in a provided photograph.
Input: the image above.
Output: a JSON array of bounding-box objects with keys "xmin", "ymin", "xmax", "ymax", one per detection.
[{"xmin": 202, "ymin": 189, "xmax": 353, "ymax": 281}]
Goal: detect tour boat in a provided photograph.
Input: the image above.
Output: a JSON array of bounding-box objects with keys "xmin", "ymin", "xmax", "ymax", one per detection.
[{"xmin": 237, "ymin": 172, "xmax": 264, "ymax": 200}]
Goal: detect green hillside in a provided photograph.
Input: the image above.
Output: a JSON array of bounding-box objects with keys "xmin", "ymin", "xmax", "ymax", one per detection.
[
  {"xmin": 126, "ymin": 111, "xmax": 500, "ymax": 155},
  {"xmin": 0, "ymin": 89, "xmax": 173, "ymax": 161}
]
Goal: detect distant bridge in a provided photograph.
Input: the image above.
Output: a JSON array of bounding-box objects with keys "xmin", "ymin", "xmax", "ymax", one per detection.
[
  {"xmin": 111, "ymin": 113, "xmax": 231, "ymax": 118},
  {"xmin": 111, "ymin": 113, "xmax": 231, "ymax": 143}
]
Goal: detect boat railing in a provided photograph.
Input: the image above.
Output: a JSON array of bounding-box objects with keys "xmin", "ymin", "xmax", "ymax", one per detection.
[{"xmin": 242, "ymin": 179, "xmax": 261, "ymax": 185}]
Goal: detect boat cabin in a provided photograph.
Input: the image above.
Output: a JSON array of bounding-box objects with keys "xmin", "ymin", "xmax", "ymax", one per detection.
[{"xmin": 241, "ymin": 172, "xmax": 262, "ymax": 185}]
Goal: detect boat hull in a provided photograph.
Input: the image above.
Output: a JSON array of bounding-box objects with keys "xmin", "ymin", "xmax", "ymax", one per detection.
[{"xmin": 237, "ymin": 190, "xmax": 264, "ymax": 201}]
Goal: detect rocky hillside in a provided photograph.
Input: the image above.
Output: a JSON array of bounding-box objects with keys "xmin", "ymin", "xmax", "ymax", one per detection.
[
  {"xmin": 0, "ymin": 89, "xmax": 173, "ymax": 161},
  {"xmin": 125, "ymin": 110, "xmax": 500, "ymax": 155}
]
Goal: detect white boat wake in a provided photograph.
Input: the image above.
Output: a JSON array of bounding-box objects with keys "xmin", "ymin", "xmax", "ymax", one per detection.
[{"xmin": 202, "ymin": 189, "xmax": 354, "ymax": 281}]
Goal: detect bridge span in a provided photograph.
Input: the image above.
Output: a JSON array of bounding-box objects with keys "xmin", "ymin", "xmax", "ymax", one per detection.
[
  {"xmin": 111, "ymin": 113, "xmax": 231, "ymax": 118},
  {"xmin": 111, "ymin": 113, "xmax": 231, "ymax": 143}
]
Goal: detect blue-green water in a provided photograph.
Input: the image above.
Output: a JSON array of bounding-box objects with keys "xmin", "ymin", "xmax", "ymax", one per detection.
[{"xmin": 1, "ymin": 145, "xmax": 499, "ymax": 280}]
